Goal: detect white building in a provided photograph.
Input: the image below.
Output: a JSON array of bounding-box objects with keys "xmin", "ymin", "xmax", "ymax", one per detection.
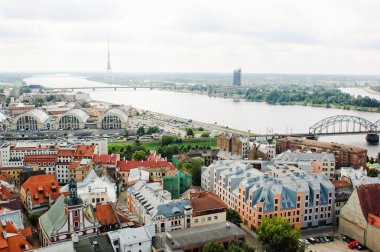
[
  {"xmin": 97, "ymin": 107, "xmax": 128, "ymax": 129},
  {"xmin": 128, "ymin": 181, "xmax": 192, "ymax": 233},
  {"xmin": 108, "ymin": 225, "xmax": 155, "ymax": 252},
  {"xmin": 340, "ymin": 167, "xmax": 380, "ymax": 187},
  {"xmin": 61, "ymin": 170, "xmax": 117, "ymax": 206},
  {"xmin": 12, "ymin": 108, "xmax": 50, "ymax": 130},
  {"xmin": 56, "ymin": 148, "xmax": 75, "ymax": 184},
  {"xmin": 54, "ymin": 109, "xmax": 90, "ymax": 130}
]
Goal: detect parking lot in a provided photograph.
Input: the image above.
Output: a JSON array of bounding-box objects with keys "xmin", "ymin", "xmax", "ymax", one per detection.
[{"xmin": 307, "ymin": 239, "xmax": 369, "ymax": 252}]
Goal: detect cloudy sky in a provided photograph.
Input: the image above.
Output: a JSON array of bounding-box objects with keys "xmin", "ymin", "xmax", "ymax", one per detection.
[{"xmin": 0, "ymin": 0, "xmax": 379, "ymax": 74}]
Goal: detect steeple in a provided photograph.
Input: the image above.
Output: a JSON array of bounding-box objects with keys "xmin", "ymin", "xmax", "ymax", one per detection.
[
  {"xmin": 66, "ymin": 178, "xmax": 82, "ymax": 206},
  {"xmin": 106, "ymin": 35, "xmax": 112, "ymax": 80}
]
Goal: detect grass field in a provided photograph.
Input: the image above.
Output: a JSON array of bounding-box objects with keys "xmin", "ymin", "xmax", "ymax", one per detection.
[{"xmin": 108, "ymin": 137, "xmax": 217, "ymax": 153}]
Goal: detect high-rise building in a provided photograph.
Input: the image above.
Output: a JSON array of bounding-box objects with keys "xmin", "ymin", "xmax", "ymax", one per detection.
[{"xmin": 233, "ymin": 68, "xmax": 242, "ymax": 86}]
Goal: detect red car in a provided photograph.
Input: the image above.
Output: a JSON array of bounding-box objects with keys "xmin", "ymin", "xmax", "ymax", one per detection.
[{"xmin": 348, "ymin": 241, "xmax": 359, "ymax": 249}]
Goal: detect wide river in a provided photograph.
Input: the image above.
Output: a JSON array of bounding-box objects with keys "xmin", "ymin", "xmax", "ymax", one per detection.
[{"xmin": 25, "ymin": 75, "xmax": 380, "ymax": 157}]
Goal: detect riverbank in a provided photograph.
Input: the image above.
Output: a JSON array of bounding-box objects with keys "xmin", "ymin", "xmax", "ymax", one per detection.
[
  {"xmin": 365, "ymin": 86, "xmax": 380, "ymax": 95},
  {"xmin": 156, "ymin": 87, "xmax": 380, "ymax": 113}
]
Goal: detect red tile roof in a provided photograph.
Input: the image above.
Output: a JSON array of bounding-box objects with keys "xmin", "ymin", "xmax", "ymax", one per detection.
[
  {"xmin": 95, "ymin": 204, "xmax": 118, "ymax": 226},
  {"xmin": 116, "ymin": 160, "xmax": 176, "ymax": 172},
  {"xmin": 357, "ymin": 184, "xmax": 380, "ymax": 220},
  {"xmin": 75, "ymin": 145, "xmax": 95, "ymax": 158},
  {"xmin": 21, "ymin": 174, "xmax": 60, "ymax": 206},
  {"xmin": 0, "ymin": 186, "xmax": 14, "ymax": 200},
  {"xmin": 332, "ymin": 180, "xmax": 352, "ymax": 188},
  {"xmin": 146, "ymin": 154, "xmax": 164, "ymax": 162},
  {"xmin": 93, "ymin": 154, "xmax": 118, "ymax": 165},
  {"xmin": 23, "ymin": 155, "xmax": 57, "ymax": 161},
  {"xmin": 190, "ymin": 192, "xmax": 227, "ymax": 212},
  {"xmin": 1, "ymin": 222, "xmax": 34, "ymax": 252},
  {"xmin": 57, "ymin": 148, "xmax": 76, "ymax": 156}
]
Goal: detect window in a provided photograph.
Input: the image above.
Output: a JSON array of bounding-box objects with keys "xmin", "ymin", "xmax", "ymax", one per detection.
[
  {"xmin": 139, "ymin": 242, "xmax": 141, "ymax": 246},
  {"xmin": 194, "ymin": 219, "xmax": 198, "ymax": 223},
  {"xmin": 74, "ymin": 221, "xmax": 79, "ymax": 229},
  {"xmin": 214, "ymin": 216, "xmax": 218, "ymax": 220}
]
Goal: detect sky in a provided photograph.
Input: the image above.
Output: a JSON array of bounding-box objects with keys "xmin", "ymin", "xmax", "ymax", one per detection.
[{"xmin": 0, "ymin": 0, "xmax": 379, "ymax": 74}]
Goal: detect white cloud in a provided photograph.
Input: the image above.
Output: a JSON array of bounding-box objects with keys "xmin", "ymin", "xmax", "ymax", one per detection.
[{"xmin": 0, "ymin": 0, "xmax": 379, "ymax": 74}]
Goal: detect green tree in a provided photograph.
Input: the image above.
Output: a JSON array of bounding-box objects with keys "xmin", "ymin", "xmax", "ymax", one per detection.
[
  {"xmin": 201, "ymin": 132, "xmax": 210, "ymax": 137},
  {"xmin": 132, "ymin": 150, "xmax": 147, "ymax": 161},
  {"xmin": 190, "ymin": 157, "xmax": 204, "ymax": 186},
  {"xmin": 368, "ymin": 168, "xmax": 380, "ymax": 177},
  {"xmin": 137, "ymin": 127, "xmax": 145, "ymax": 136},
  {"xmin": 226, "ymin": 208, "xmax": 242, "ymax": 227},
  {"xmin": 81, "ymin": 101, "xmax": 91, "ymax": 108},
  {"xmin": 228, "ymin": 241, "xmax": 255, "ymax": 252},
  {"xmin": 161, "ymin": 135, "xmax": 177, "ymax": 146},
  {"xmin": 147, "ymin": 126, "xmax": 159, "ymax": 134},
  {"xmin": 257, "ymin": 216, "xmax": 301, "ymax": 252},
  {"xmin": 202, "ymin": 241, "xmax": 225, "ymax": 252},
  {"xmin": 186, "ymin": 128, "xmax": 194, "ymax": 136},
  {"xmin": 123, "ymin": 130, "xmax": 129, "ymax": 137}
]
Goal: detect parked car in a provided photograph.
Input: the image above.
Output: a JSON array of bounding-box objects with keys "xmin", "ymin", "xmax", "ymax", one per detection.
[
  {"xmin": 323, "ymin": 236, "xmax": 330, "ymax": 242},
  {"xmin": 348, "ymin": 241, "xmax": 359, "ymax": 249},
  {"xmin": 315, "ymin": 238, "xmax": 321, "ymax": 243},
  {"xmin": 356, "ymin": 244, "xmax": 367, "ymax": 250},
  {"xmin": 307, "ymin": 238, "xmax": 316, "ymax": 244},
  {"xmin": 326, "ymin": 235, "xmax": 334, "ymax": 241}
]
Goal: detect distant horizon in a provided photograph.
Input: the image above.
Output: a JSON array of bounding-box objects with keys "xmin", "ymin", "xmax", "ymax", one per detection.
[{"xmin": 1, "ymin": 71, "xmax": 380, "ymax": 77}]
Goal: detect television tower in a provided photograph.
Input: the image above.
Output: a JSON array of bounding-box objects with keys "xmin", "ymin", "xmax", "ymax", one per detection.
[{"xmin": 106, "ymin": 36, "xmax": 112, "ymax": 80}]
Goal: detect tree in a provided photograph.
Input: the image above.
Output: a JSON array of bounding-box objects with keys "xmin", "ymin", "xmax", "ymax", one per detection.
[
  {"xmin": 161, "ymin": 135, "xmax": 177, "ymax": 146},
  {"xmin": 228, "ymin": 241, "xmax": 255, "ymax": 252},
  {"xmin": 257, "ymin": 216, "xmax": 301, "ymax": 252},
  {"xmin": 147, "ymin": 126, "xmax": 159, "ymax": 134},
  {"xmin": 202, "ymin": 241, "xmax": 225, "ymax": 252},
  {"xmin": 226, "ymin": 208, "xmax": 242, "ymax": 227},
  {"xmin": 132, "ymin": 150, "xmax": 147, "ymax": 161},
  {"xmin": 368, "ymin": 168, "xmax": 380, "ymax": 177},
  {"xmin": 186, "ymin": 128, "xmax": 194, "ymax": 137},
  {"xmin": 190, "ymin": 157, "xmax": 204, "ymax": 186},
  {"xmin": 123, "ymin": 130, "xmax": 130, "ymax": 137},
  {"xmin": 201, "ymin": 132, "xmax": 210, "ymax": 137},
  {"xmin": 136, "ymin": 127, "xmax": 145, "ymax": 136},
  {"xmin": 81, "ymin": 101, "xmax": 91, "ymax": 108}
]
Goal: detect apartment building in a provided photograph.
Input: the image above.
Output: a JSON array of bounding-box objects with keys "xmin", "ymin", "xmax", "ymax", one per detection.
[
  {"xmin": 276, "ymin": 137, "xmax": 367, "ymax": 168},
  {"xmin": 127, "ymin": 181, "xmax": 192, "ymax": 233},
  {"xmin": 202, "ymin": 160, "xmax": 335, "ymax": 229},
  {"xmin": 217, "ymin": 133, "xmax": 250, "ymax": 159},
  {"xmin": 274, "ymin": 151, "xmax": 336, "ymax": 179},
  {"xmin": 55, "ymin": 148, "xmax": 75, "ymax": 184}
]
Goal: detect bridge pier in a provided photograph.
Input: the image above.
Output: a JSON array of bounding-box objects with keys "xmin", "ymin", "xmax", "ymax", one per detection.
[
  {"xmin": 93, "ymin": 88, "xmax": 95, "ymax": 91},
  {"xmin": 114, "ymin": 87, "xmax": 117, "ymax": 91},
  {"xmin": 366, "ymin": 134, "xmax": 379, "ymax": 144},
  {"xmin": 306, "ymin": 135, "xmax": 318, "ymax": 140},
  {"xmin": 134, "ymin": 87, "xmax": 136, "ymax": 90}
]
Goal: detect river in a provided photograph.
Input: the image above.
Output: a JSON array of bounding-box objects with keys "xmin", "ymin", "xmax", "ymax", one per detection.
[{"xmin": 24, "ymin": 75, "xmax": 380, "ymax": 157}]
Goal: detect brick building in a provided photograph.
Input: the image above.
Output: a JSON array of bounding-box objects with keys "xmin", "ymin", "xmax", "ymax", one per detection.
[{"xmin": 276, "ymin": 137, "xmax": 367, "ymax": 168}]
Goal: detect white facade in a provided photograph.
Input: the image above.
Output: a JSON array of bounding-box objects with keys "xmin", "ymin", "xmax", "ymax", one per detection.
[
  {"xmin": 108, "ymin": 225, "xmax": 155, "ymax": 252},
  {"xmin": 60, "ymin": 170, "xmax": 117, "ymax": 206},
  {"xmin": 128, "ymin": 182, "xmax": 192, "ymax": 233}
]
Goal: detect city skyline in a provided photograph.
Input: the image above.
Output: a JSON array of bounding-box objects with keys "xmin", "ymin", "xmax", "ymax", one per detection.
[{"xmin": 0, "ymin": 0, "xmax": 380, "ymax": 75}]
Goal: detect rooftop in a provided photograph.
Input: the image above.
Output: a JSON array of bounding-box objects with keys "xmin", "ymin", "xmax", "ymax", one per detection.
[
  {"xmin": 190, "ymin": 192, "xmax": 227, "ymax": 212},
  {"xmin": 153, "ymin": 221, "xmax": 244, "ymax": 250},
  {"xmin": 279, "ymin": 137, "xmax": 367, "ymax": 153},
  {"xmin": 117, "ymin": 160, "xmax": 176, "ymax": 172},
  {"xmin": 357, "ymin": 183, "xmax": 380, "ymax": 220}
]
